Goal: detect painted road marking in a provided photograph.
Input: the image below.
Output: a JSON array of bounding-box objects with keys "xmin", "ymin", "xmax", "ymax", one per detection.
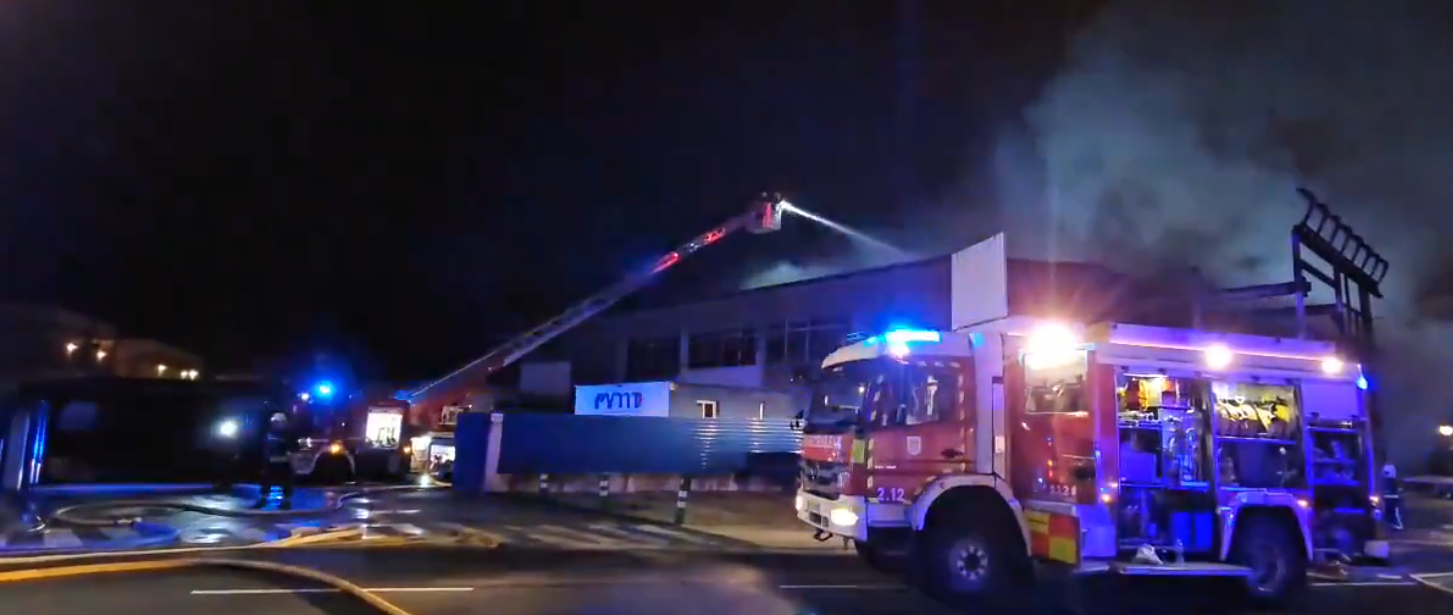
[
  {"xmin": 586, "ymin": 524, "xmax": 671, "ymax": 547},
  {"xmin": 191, "ymin": 587, "xmax": 474, "ymax": 595},
  {"xmin": 499, "ymin": 525, "xmax": 579, "ymax": 548},
  {"xmin": 235, "ymin": 527, "xmax": 274, "ymax": 542},
  {"xmin": 777, "ymin": 584, "xmax": 906, "ymax": 590},
  {"xmin": 629, "ymin": 523, "xmax": 719, "ymax": 545},
  {"xmin": 391, "ymin": 523, "xmax": 426, "ymax": 536},
  {"xmin": 41, "ymin": 529, "xmax": 83, "ymax": 549},
  {"xmin": 433, "ymin": 522, "xmax": 506, "ymax": 546},
  {"xmin": 98, "ymin": 527, "xmax": 134, "ymax": 540},
  {"xmin": 1412, "ymin": 572, "xmax": 1453, "ymax": 596},
  {"xmin": 1414, "ymin": 571, "xmax": 1453, "ymax": 579},
  {"xmin": 1311, "ymin": 581, "xmax": 1418, "ymax": 587},
  {"xmin": 533, "ymin": 524, "xmax": 632, "ymax": 548}
]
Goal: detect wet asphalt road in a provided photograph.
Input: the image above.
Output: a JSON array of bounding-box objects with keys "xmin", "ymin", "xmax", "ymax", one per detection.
[{"xmin": 3, "ymin": 546, "xmax": 1452, "ymax": 615}]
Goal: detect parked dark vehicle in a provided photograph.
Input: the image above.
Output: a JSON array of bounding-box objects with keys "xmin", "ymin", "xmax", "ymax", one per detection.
[{"xmin": 0, "ymin": 377, "xmax": 295, "ymax": 490}]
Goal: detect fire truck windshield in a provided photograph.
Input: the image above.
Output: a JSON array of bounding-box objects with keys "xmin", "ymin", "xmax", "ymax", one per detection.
[
  {"xmin": 805, "ymin": 362, "xmax": 869, "ymax": 432},
  {"xmin": 809, "ymin": 357, "xmax": 963, "ymax": 431}
]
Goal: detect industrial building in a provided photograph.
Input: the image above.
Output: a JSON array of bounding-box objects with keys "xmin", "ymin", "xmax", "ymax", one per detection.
[
  {"xmin": 508, "ymin": 226, "xmax": 1361, "ymax": 425},
  {"xmin": 511, "ymin": 238, "xmax": 1144, "ymax": 419}
]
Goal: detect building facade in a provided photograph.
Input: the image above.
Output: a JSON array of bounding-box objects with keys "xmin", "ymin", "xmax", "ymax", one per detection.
[
  {"xmin": 0, "ymin": 304, "xmax": 205, "ymax": 392},
  {"xmin": 518, "ymin": 255, "xmax": 961, "ymax": 413},
  {"xmin": 517, "ymin": 248, "xmax": 1296, "ymax": 419}
]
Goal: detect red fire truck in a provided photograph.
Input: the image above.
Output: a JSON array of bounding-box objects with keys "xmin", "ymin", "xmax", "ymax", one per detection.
[{"xmin": 796, "ymin": 214, "xmax": 1389, "ymax": 606}]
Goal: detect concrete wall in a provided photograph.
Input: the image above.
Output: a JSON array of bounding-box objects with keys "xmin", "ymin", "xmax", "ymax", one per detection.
[
  {"xmin": 667, "ymin": 383, "xmax": 803, "ymax": 420},
  {"xmin": 678, "ymin": 365, "xmax": 763, "ymax": 388},
  {"xmin": 520, "ymin": 361, "xmax": 572, "ymax": 398}
]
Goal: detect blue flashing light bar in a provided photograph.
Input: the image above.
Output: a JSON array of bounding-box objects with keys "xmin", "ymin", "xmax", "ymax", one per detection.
[
  {"xmin": 314, "ymin": 381, "xmax": 336, "ymax": 398},
  {"xmin": 884, "ymin": 329, "xmax": 941, "ymax": 344},
  {"xmin": 1356, "ymin": 374, "xmax": 1369, "ymax": 391}
]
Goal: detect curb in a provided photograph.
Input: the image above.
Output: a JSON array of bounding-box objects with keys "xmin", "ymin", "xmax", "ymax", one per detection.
[{"xmin": 0, "ymin": 557, "xmax": 412, "ymax": 615}]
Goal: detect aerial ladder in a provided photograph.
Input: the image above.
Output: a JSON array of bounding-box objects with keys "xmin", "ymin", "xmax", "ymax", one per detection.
[{"xmin": 405, "ymin": 193, "xmax": 789, "ymax": 428}]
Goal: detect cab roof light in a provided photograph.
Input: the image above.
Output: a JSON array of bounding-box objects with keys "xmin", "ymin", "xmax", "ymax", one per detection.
[{"xmin": 884, "ymin": 329, "xmax": 941, "ymax": 344}]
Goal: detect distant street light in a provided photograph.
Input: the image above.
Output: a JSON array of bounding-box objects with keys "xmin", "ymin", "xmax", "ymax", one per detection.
[
  {"xmin": 95, "ymin": 349, "xmax": 106, "ymax": 361},
  {"xmin": 157, "ymin": 364, "xmax": 168, "ymax": 376},
  {"xmin": 65, "ymin": 342, "xmax": 79, "ymax": 356}
]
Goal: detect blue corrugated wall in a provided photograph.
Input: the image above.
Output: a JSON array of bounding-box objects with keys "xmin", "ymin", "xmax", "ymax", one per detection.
[
  {"xmin": 495, "ymin": 413, "xmax": 802, "ymax": 475},
  {"xmin": 452, "ymin": 412, "xmax": 489, "ymax": 491}
]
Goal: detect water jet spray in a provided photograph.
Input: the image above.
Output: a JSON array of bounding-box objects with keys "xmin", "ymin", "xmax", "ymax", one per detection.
[{"xmin": 778, "ymin": 201, "xmax": 906, "ymax": 256}]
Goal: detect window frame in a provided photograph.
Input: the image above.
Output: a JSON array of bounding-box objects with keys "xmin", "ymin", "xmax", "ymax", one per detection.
[{"xmin": 697, "ymin": 400, "xmax": 720, "ymax": 419}]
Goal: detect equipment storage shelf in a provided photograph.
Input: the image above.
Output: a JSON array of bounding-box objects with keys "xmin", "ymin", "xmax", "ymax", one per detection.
[
  {"xmin": 1308, "ymin": 420, "xmax": 1367, "ymax": 488},
  {"xmin": 1115, "ymin": 373, "xmax": 1209, "ymax": 489},
  {"xmin": 1211, "ymin": 380, "xmax": 1306, "ymax": 490},
  {"xmin": 1112, "ymin": 371, "xmax": 1219, "ymax": 555}
]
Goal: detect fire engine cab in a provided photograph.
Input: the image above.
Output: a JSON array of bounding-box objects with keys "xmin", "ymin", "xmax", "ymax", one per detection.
[{"xmin": 796, "ymin": 219, "xmax": 1388, "ymax": 606}]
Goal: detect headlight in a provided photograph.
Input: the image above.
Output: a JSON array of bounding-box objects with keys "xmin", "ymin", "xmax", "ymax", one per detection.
[
  {"xmin": 216, "ymin": 419, "xmax": 239, "ymax": 439},
  {"xmin": 329, "ymin": 442, "xmax": 344, "ymax": 455},
  {"xmin": 828, "ymin": 507, "xmax": 859, "ymax": 527},
  {"xmin": 1439, "ymin": 424, "xmax": 1453, "ymax": 437},
  {"xmin": 794, "ymin": 494, "xmax": 805, "ymax": 512}
]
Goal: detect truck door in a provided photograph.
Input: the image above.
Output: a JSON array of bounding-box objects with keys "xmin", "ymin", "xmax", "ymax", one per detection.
[{"xmin": 863, "ymin": 357, "xmax": 975, "ymax": 505}]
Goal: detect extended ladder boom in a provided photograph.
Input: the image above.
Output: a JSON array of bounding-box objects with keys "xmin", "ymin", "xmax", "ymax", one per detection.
[{"xmin": 409, "ymin": 194, "xmax": 786, "ymax": 405}]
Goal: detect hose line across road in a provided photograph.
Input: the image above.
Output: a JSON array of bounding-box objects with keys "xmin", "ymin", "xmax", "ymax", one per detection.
[
  {"xmin": 7, "ymin": 555, "xmax": 423, "ymax": 615},
  {"xmin": 0, "ymin": 557, "xmax": 414, "ymax": 615}
]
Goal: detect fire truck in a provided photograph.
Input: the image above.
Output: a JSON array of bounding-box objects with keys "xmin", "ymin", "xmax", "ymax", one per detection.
[
  {"xmin": 395, "ymin": 194, "xmax": 788, "ymax": 434},
  {"xmin": 795, "ymin": 193, "xmax": 1389, "ymax": 606},
  {"xmin": 286, "ymin": 195, "xmax": 787, "ymax": 482},
  {"xmin": 291, "ymin": 396, "xmax": 412, "ymax": 483}
]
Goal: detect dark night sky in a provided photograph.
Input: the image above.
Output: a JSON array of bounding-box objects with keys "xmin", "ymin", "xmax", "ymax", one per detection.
[
  {"xmin": 0, "ymin": 1, "xmax": 1092, "ymax": 379},
  {"xmin": 7, "ymin": 0, "xmax": 1451, "ymax": 465}
]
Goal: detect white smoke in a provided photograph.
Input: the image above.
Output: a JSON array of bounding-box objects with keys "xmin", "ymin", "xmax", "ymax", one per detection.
[{"xmin": 1008, "ymin": 0, "xmax": 1453, "ymax": 467}]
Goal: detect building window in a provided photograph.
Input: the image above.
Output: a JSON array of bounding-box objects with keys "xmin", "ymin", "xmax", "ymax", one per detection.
[
  {"xmin": 626, "ymin": 335, "xmax": 680, "ymax": 381},
  {"xmin": 687, "ymin": 328, "xmax": 757, "ymax": 369},
  {"xmin": 765, "ymin": 317, "xmax": 849, "ymax": 365},
  {"xmin": 698, "ymin": 400, "xmax": 719, "ymax": 419}
]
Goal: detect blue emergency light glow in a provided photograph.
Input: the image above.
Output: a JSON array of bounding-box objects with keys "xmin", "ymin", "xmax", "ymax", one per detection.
[
  {"xmin": 876, "ymin": 328, "xmax": 941, "ymax": 356},
  {"xmin": 1357, "ymin": 375, "xmax": 1368, "ymax": 390},
  {"xmin": 884, "ymin": 329, "xmax": 941, "ymax": 344},
  {"xmin": 315, "ymin": 381, "xmax": 335, "ymax": 398}
]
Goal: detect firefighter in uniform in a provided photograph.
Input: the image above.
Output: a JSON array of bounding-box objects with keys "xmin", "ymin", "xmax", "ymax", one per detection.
[
  {"xmin": 1382, "ymin": 462, "xmax": 1404, "ymax": 531},
  {"xmin": 258, "ymin": 411, "xmax": 299, "ymax": 507}
]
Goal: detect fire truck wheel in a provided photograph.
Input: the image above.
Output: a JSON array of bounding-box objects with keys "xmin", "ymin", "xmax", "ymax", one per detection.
[
  {"xmin": 853, "ymin": 540, "xmax": 902, "ymax": 574},
  {"xmin": 1232, "ymin": 514, "xmax": 1307, "ymax": 606},
  {"xmin": 916, "ymin": 522, "xmax": 1021, "ymax": 605}
]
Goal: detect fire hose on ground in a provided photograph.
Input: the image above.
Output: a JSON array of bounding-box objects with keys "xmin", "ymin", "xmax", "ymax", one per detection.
[{"xmin": 44, "ymin": 483, "xmax": 444, "ymax": 528}]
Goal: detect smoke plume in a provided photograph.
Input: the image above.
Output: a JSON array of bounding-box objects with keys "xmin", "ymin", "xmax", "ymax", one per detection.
[{"xmin": 1007, "ymin": 0, "xmax": 1453, "ymax": 467}]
